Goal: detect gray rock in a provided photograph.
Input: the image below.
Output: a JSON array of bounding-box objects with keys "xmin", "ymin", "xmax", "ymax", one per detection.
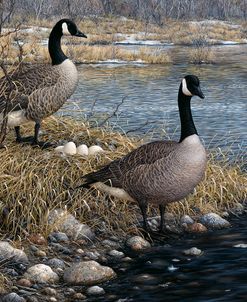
[
  {"xmin": 41, "ymin": 287, "xmax": 57, "ymax": 296},
  {"xmin": 72, "ymin": 293, "xmax": 86, "ymax": 300},
  {"xmin": 63, "ymin": 260, "xmax": 116, "ymax": 285},
  {"xmin": 47, "ymin": 258, "xmax": 65, "ymax": 269},
  {"xmin": 232, "ymin": 203, "xmax": 245, "ymax": 215},
  {"xmin": 49, "ymin": 243, "xmax": 71, "ymax": 255},
  {"xmin": 0, "ymin": 241, "xmax": 28, "ymax": 264},
  {"xmin": 108, "ymin": 250, "xmax": 125, "ymax": 259},
  {"xmin": 126, "ymin": 236, "xmax": 151, "ymax": 252},
  {"xmin": 24, "ymin": 264, "xmax": 59, "ymax": 283},
  {"xmin": 102, "ymin": 240, "xmax": 120, "ymax": 248},
  {"xmin": 200, "ymin": 213, "xmax": 230, "ymax": 229},
  {"xmin": 183, "ymin": 247, "xmax": 202, "ymax": 256},
  {"xmin": 180, "ymin": 215, "xmax": 194, "ymax": 225},
  {"xmin": 86, "ymin": 285, "xmax": 105, "ymax": 296},
  {"xmin": 49, "ymin": 232, "xmax": 69, "ymax": 243},
  {"xmin": 48, "ymin": 209, "xmax": 95, "ymax": 241},
  {"xmin": 2, "ymin": 293, "xmax": 26, "ymax": 302},
  {"xmin": 84, "ymin": 251, "xmax": 100, "ymax": 260}
]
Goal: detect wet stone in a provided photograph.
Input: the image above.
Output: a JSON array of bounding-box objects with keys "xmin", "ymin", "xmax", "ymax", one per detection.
[
  {"xmin": 2, "ymin": 292, "xmax": 26, "ymax": 302},
  {"xmin": 108, "ymin": 250, "xmax": 125, "ymax": 259},
  {"xmin": 200, "ymin": 213, "xmax": 230, "ymax": 229},
  {"xmin": 86, "ymin": 285, "xmax": 105, "ymax": 296},
  {"xmin": 49, "ymin": 232, "xmax": 69, "ymax": 243},
  {"xmin": 24, "ymin": 264, "xmax": 59, "ymax": 284},
  {"xmin": 0, "ymin": 241, "xmax": 28, "ymax": 264},
  {"xmin": 46, "ymin": 258, "xmax": 65, "ymax": 270},
  {"xmin": 126, "ymin": 236, "xmax": 151, "ymax": 252},
  {"xmin": 41, "ymin": 287, "xmax": 57, "ymax": 296},
  {"xmin": 73, "ymin": 293, "xmax": 87, "ymax": 300},
  {"xmin": 183, "ymin": 247, "xmax": 202, "ymax": 256}
]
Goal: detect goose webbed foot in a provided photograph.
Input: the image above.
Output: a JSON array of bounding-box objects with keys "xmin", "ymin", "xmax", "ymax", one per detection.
[
  {"xmin": 31, "ymin": 140, "xmax": 55, "ymax": 149},
  {"xmin": 16, "ymin": 136, "xmax": 35, "ymax": 143}
]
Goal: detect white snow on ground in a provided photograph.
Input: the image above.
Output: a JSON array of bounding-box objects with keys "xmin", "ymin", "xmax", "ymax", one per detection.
[
  {"xmin": 114, "ymin": 32, "xmax": 173, "ymax": 46},
  {"xmin": 219, "ymin": 40, "xmax": 240, "ymax": 45}
]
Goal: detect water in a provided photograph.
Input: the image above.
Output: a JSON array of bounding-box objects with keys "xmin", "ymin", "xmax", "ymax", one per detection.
[
  {"xmin": 66, "ymin": 44, "xmax": 247, "ymax": 157},
  {"xmin": 92, "ymin": 215, "xmax": 247, "ymax": 302}
]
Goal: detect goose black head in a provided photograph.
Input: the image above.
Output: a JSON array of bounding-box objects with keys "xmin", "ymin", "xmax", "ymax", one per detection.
[
  {"xmin": 56, "ymin": 19, "xmax": 87, "ymax": 38},
  {"xmin": 182, "ymin": 75, "xmax": 204, "ymax": 99}
]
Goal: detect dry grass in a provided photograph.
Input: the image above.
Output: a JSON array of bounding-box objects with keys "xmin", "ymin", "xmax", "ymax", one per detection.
[{"xmin": 0, "ymin": 117, "xmax": 246, "ymax": 240}]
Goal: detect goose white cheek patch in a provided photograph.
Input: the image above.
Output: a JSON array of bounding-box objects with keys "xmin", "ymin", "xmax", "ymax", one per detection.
[
  {"xmin": 62, "ymin": 22, "xmax": 70, "ymax": 35},
  {"xmin": 182, "ymin": 78, "xmax": 193, "ymax": 96}
]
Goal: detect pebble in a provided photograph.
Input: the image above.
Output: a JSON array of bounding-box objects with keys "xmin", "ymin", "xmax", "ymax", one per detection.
[
  {"xmin": 28, "ymin": 234, "xmax": 47, "ymax": 245},
  {"xmin": 26, "ymin": 297, "xmax": 39, "ymax": 302},
  {"xmin": 63, "ymin": 260, "xmax": 116, "ymax": 285},
  {"xmin": 49, "ymin": 298, "xmax": 57, "ymax": 302},
  {"xmin": 86, "ymin": 285, "xmax": 105, "ymax": 296},
  {"xmin": 47, "ymin": 258, "xmax": 65, "ymax": 269},
  {"xmin": 17, "ymin": 278, "xmax": 32, "ymax": 287},
  {"xmin": 73, "ymin": 293, "xmax": 86, "ymax": 300},
  {"xmin": 48, "ymin": 209, "xmax": 95, "ymax": 241},
  {"xmin": 0, "ymin": 241, "xmax": 28, "ymax": 264},
  {"xmin": 49, "ymin": 243, "xmax": 71, "ymax": 255},
  {"xmin": 180, "ymin": 215, "xmax": 194, "ymax": 225},
  {"xmin": 185, "ymin": 222, "xmax": 207, "ymax": 233},
  {"xmin": 200, "ymin": 213, "xmax": 230, "ymax": 229},
  {"xmin": 34, "ymin": 250, "xmax": 46, "ymax": 257},
  {"xmin": 102, "ymin": 239, "xmax": 120, "ymax": 248},
  {"xmin": 108, "ymin": 250, "xmax": 125, "ymax": 259},
  {"xmin": 49, "ymin": 232, "xmax": 69, "ymax": 243},
  {"xmin": 24, "ymin": 264, "xmax": 59, "ymax": 283},
  {"xmin": 76, "ymin": 249, "xmax": 85, "ymax": 255},
  {"xmin": 84, "ymin": 251, "xmax": 100, "ymax": 260},
  {"xmin": 41, "ymin": 287, "xmax": 57, "ymax": 296},
  {"xmin": 183, "ymin": 247, "xmax": 202, "ymax": 256},
  {"xmin": 232, "ymin": 202, "xmax": 245, "ymax": 215},
  {"xmin": 126, "ymin": 236, "xmax": 151, "ymax": 252},
  {"xmin": 2, "ymin": 293, "xmax": 26, "ymax": 302}
]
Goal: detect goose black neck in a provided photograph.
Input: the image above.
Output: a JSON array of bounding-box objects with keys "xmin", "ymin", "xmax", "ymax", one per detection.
[
  {"xmin": 48, "ymin": 24, "xmax": 67, "ymax": 65},
  {"xmin": 178, "ymin": 84, "xmax": 198, "ymax": 142}
]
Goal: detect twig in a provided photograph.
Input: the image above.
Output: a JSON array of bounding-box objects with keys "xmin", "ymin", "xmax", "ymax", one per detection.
[
  {"xmin": 0, "ymin": 62, "xmax": 14, "ymax": 147},
  {"xmin": 126, "ymin": 120, "xmax": 156, "ymax": 134},
  {"xmin": 98, "ymin": 95, "xmax": 127, "ymax": 127}
]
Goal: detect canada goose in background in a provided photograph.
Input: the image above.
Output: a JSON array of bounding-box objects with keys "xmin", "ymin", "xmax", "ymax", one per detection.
[
  {"xmin": 76, "ymin": 75, "xmax": 207, "ymax": 234},
  {"xmin": 0, "ymin": 19, "xmax": 87, "ymax": 147}
]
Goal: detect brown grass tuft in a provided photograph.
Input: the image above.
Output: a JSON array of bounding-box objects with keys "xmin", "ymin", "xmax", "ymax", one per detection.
[{"xmin": 0, "ymin": 117, "xmax": 246, "ymax": 239}]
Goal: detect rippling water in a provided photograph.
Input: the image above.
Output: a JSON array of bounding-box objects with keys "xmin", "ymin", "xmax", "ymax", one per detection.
[
  {"xmin": 66, "ymin": 44, "xmax": 247, "ymax": 157},
  {"xmin": 88, "ymin": 216, "xmax": 247, "ymax": 302}
]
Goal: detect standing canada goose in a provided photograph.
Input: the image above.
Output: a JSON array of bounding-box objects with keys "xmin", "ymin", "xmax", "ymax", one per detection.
[
  {"xmin": 0, "ymin": 19, "xmax": 87, "ymax": 147},
  {"xmin": 76, "ymin": 75, "xmax": 207, "ymax": 233}
]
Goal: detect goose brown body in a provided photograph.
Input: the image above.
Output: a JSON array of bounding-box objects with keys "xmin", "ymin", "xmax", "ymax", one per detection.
[
  {"xmin": 78, "ymin": 75, "xmax": 207, "ymax": 233},
  {"xmin": 0, "ymin": 19, "xmax": 86, "ymax": 146}
]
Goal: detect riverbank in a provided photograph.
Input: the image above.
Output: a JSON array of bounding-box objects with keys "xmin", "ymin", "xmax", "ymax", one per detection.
[
  {"xmin": 0, "ymin": 117, "xmax": 246, "ymax": 299},
  {"xmin": 1, "ymin": 18, "xmax": 247, "ymax": 66}
]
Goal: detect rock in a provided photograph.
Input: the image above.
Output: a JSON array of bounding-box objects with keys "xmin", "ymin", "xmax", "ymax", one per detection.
[
  {"xmin": 63, "ymin": 260, "xmax": 116, "ymax": 285},
  {"xmin": 28, "ymin": 234, "xmax": 47, "ymax": 245},
  {"xmin": 84, "ymin": 251, "xmax": 100, "ymax": 260},
  {"xmin": 47, "ymin": 258, "xmax": 65, "ymax": 270},
  {"xmin": 86, "ymin": 285, "xmax": 105, "ymax": 296},
  {"xmin": 49, "ymin": 243, "xmax": 71, "ymax": 255},
  {"xmin": 102, "ymin": 239, "xmax": 120, "ymax": 248},
  {"xmin": 63, "ymin": 142, "xmax": 77, "ymax": 155},
  {"xmin": 233, "ymin": 243, "xmax": 247, "ymax": 248},
  {"xmin": 34, "ymin": 250, "xmax": 46, "ymax": 257},
  {"xmin": 48, "ymin": 209, "xmax": 95, "ymax": 241},
  {"xmin": 200, "ymin": 213, "xmax": 230, "ymax": 229},
  {"xmin": 0, "ymin": 241, "xmax": 28, "ymax": 264},
  {"xmin": 180, "ymin": 215, "xmax": 194, "ymax": 225},
  {"xmin": 183, "ymin": 247, "xmax": 202, "ymax": 256},
  {"xmin": 232, "ymin": 203, "xmax": 245, "ymax": 215},
  {"xmin": 108, "ymin": 250, "xmax": 125, "ymax": 259},
  {"xmin": 17, "ymin": 278, "xmax": 32, "ymax": 287},
  {"xmin": 125, "ymin": 236, "xmax": 151, "ymax": 252},
  {"xmin": 41, "ymin": 287, "xmax": 57, "ymax": 296},
  {"xmin": 49, "ymin": 298, "xmax": 57, "ymax": 302},
  {"xmin": 185, "ymin": 222, "xmax": 207, "ymax": 233},
  {"xmin": 24, "ymin": 264, "xmax": 59, "ymax": 283},
  {"xmin": 76, "ymin": 249, "xmax": 84, "ymax": 255},
  {"xmin": 49, "ymin": 232, "xmax": 69, "ymax": 243},
  {"xmin": 73, "ymin": 293, "xmax": 86, "ymax": 300},
  {"xmin": 26, "ymin": 297, "xmax": 39, "ymax": 302},
  {"xmin": 2, "ymin": 293, "xmax": 26, "ymax": 302}
]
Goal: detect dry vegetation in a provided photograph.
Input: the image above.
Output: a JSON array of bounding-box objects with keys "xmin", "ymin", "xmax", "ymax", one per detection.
[{"xmin": 0, "ymin": 117, "xmax": 246, "ymax": 240}]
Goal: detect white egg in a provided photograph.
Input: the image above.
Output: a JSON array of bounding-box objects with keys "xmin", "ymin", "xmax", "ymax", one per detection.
[
  {"xmin": 88, "ymin": 145, "xmax": 104, "ymax": 156},
  {"xmin": 63, "ymin": 142, "xmax": 77, "ymax": 155},
  {"xmin": 54, "ymin": 146, "xmax": 64, "ymax": 153},
  {"xmin": 77, "ymin": 144, "xmax": 89, "ymax": 156}
]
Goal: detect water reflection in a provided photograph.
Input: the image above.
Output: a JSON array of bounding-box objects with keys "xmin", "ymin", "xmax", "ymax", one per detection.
[{"xmin": 64, "ymin": 45, "xmax": 247, "ymax": 156}]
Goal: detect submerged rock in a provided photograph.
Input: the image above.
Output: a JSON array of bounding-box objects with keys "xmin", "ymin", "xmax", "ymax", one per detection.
[
  {"xmin": 0, "ymin": 241, "xmax": 28, "ymax": 264},
  {"xmin": 183, "ymin": 247, "xmax": 202, "ymax": 256},
  {"xmin": 48, "ymin": 209, "xmax": 95, "ymax": 241},
  {"xmin": 86, "ymin": 285, "xmax": 105, "ymax": 296},
  {"xmin": 125, "ymin": 236, "xmax": 151, "ymax": 252},
  {"xmin": 24, "ymin": 264, "xmax": 59, "ymax": 283},
  {"xmin": 63, "ymin": 260, "xmax": 116, "ymax": 285},
  {"xmin": 200, "ymin": 213, "xmax": 230, "ymax": 229}
]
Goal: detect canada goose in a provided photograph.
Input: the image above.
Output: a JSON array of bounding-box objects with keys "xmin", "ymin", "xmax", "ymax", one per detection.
[
  {"xmin": 0, "ymin": 19, "xmax": 87, "ymax": 147},
  {"xmin": 76, "ymin": 75, "xmax": 207, "ymax": 233}
]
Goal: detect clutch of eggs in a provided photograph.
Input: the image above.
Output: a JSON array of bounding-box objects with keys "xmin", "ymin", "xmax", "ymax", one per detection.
[{"xmin": 55, "ymin": 142, "xmax": 104, "ymax": 156}]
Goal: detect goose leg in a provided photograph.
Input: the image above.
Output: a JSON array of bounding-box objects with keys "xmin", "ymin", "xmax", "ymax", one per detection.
[
  {"xmin": 139, "ymin": 203, "xmax": 149, "ymax": 231},
  {"xmin": 159, "ymin": 204, "xmax": 165, "ymax": 232},
  {"xmin": 15, "ymin": 126, "xmax": 33, "ymax": 143},
  {"xmin": 32, "ymin": 122, "xmax": 54, "ymax": 148}
]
